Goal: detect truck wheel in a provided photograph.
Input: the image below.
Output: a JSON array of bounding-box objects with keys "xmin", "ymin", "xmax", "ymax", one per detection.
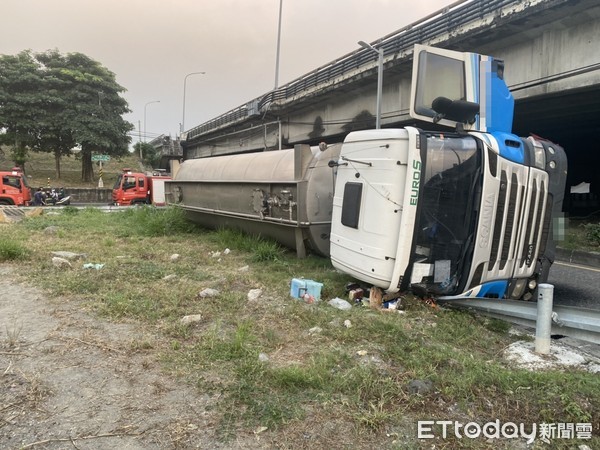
[{"xmin": 0, "ymin": 199, "xmax": 15, "ymax": 205}]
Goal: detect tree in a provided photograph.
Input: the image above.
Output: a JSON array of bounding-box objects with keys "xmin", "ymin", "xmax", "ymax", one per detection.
[
  {"xmin": 0, "ymin": 51, "xmax": 45, "ymax": 171},
  {"xmin": 0, "ymin": 50, "xmax": 134, "ymax": 181},
  {"xmin": 133, "ymin": 142, "xmax": 161, "ymax": 169}
]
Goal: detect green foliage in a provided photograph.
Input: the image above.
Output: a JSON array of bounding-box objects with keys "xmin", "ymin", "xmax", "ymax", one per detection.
[
  {"xmin": 9, "ymin": 145, "xmax": 28, "ymax": 168},
  {"xmin": 0, "ymin": 238, "xmax": 29, "ymax": 261},
  {"xmin": 583, "ymin": 222, "xmax": 600, "ymax": 246},
  {"xmin": 0, "ymin": 49, "xmax": 134, "ymax": 181},
  {"xmin": 61, "ymin": 206, "xmax": 79, "ymax": 216},
  {"xmin": 485, "ymin": 317, "xmax": 512, "ymax": 334},
  {"xmin": 133, "ymin": 142, "xmax": 161, "ymax": 169},
  {"xmin": 123, "ymin": 206, "xmax": 198, "ymax": 237},
  {"xmin": 210, "ymin": 227, "xmax": 284, "ymax": 262}
]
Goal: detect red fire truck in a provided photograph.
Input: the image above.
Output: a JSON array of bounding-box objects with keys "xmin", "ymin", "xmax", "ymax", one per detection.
[
  {"xmin": 0, "ymin": 167, "xmax": 32, "ymax": 206},
  {"xmin": 112, "ymin": 168, "xmax": 170, "ymax": 206}
]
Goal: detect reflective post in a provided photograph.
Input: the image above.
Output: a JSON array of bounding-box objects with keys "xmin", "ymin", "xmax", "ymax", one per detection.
[{"xmin": 535, "ymin": 283, "xmax": 554, "ymax": 354}]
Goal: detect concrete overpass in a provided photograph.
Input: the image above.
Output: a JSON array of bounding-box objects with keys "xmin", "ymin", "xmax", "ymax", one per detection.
[{"xmin": 181, "ymin": 0, "xmax": 600, "ymax": 214}]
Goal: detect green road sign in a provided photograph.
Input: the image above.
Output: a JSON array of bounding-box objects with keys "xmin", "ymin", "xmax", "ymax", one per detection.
[{"xmin": 91, "ymin": 154, "xmax": 110, "ymax": 162}]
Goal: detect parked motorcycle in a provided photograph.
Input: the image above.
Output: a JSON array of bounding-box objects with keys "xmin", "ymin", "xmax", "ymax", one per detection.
[{"xmin": 43, "ymin": 188, "xmax": 71, "ymax": 206}]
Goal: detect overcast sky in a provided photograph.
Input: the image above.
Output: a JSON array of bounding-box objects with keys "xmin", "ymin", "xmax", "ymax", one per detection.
[{"xmin": 2, "ymin": 0, "xmax": 455, "ymax": 142}]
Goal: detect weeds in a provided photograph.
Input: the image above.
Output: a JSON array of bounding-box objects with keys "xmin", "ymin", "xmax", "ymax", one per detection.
[
  {"xmin": 0, "ymin": 238, "xmax": 29, "ymax": 261},
  {"xmin": 583, "ymin": 222, "xmax": 600, "ymax": 247},
  {"xmin": 4, "ymin": 320, "xmax": 23, "ymax": 347},
  {"xmin": 2, "ymin": 206, "xmax": 599, "ymax": 448}
]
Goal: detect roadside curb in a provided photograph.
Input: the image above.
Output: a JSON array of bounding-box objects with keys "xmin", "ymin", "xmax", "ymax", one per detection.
[{"xmin": 556, "ymin": 247, "xmax": 600, "ymax": 267}]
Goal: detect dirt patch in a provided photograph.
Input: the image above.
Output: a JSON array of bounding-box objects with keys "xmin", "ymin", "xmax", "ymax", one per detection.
[{"xmin": 0, "ymin": 265, "xmax": 265, "ymax": 449}]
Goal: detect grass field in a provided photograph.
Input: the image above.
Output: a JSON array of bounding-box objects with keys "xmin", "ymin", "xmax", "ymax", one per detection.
[{"xmin": 1, "ymin": 207, "xmax": 598, "ymax": 449}]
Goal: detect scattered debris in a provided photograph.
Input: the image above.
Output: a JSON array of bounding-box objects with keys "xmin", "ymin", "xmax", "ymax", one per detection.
[
  {"xmin": 356, "ymin": 350, "xmax": 368, "ymax": 356},
  {"xmin": 302, "ymin": 293, "xmax": 316, "ymax": 304},
  {"xmin": 247, "ymin": 289, "xmax": 262, "ymax": 301},
  {"xmin": 83, "ymin": 263, "xmax": 105, "ymax": 270},
  {"xmin": 254, "ymin": 426, "xmax": 268, "ymax": 434},
  {"xmin": 290, "ymin": 278, "xmax": 323, "ymax": 301},
  {"xmin": 308, "ymin": 326, "xmax": 322, "ymax": 335},
  {"xmin": 223, "ymin": 248, "xmax": 231, "ymax": 255},
  {"xmin": 52, "ymin": 257, "xmax": 72, "ymax": 269},
  {"xmin": 238, "ymin": 265, "xmax": 250, "ymax": 272},
  {"xmin": 180, "ymin": 314, "xmax": 203, "ymax": 325},
  {"xmin": 209, "ymin": 251, "xmax": 221, "ymax": 258},
  {"xmin": 343, "ymin": 319, "xmax": 352, "ymax": 328},
  {"xmin": 197, "ymin": 288, "xmax": 220, "ymax": 298},
  {"xmin": 258, "ymin": 353, "xmax": 269, "ymax": 362},
  {"xmin": 170, "ymin": 253, "xmax": 180, "ymax": 262},
  {"xmin": 162, "ymin": 274, "xmax": 178, "ymax": 281},
  {"xmin": 348, "ymin": 288, "xmax": 365, "ymax": 302},
  {"xmin": 369, "ymin": 287, "xmax": 383, "ymax": 309},
  {"xmin": 328, "ymin": 297, "xmax": 352, "ymax": 311},
  {"xmin": 407, "ymin": 379, "xmax": 434, "ymax": 395},
  {"xmin": 382, "ymin": 299, "xmax": 399, "ymax": 310},
  {"xmin": 51, "ymin": 251, "xmax": 87, "ymax": 260}
]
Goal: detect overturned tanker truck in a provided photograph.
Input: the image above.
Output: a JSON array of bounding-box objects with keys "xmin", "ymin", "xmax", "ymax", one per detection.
[{"xmin": 166, "ymin": 45, "xmax": 567, "ymax": 301}]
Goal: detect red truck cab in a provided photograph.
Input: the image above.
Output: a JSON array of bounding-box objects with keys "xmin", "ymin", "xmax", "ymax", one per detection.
[
  {"xmin": 0, "ymin": 167, "xmax": 32, "ymax": 206},
  {"xmin": 112, "ymin": 168, "xmax": 170, "ymax": 206}
]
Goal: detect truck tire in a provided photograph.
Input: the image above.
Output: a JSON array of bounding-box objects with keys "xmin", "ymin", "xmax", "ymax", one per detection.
[{"xmin": 0, "ymin": 198, "xmax": 15, "ymax": 205}]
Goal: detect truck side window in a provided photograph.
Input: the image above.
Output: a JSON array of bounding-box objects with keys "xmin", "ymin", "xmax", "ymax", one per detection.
[
  {"xmin": 341, "ymin": 182, "xmax": 362, "ymax": 229},
  {"xmin": 123, "ymin": 176, "xmax": 136, "ymax": 190},
  {"xmin": 138, "ymin": 178, "xmax": 145, "ymax": 188},
  {"xmin": 3, "ymin": 176, "xmax": 20, "ymax": 189}
]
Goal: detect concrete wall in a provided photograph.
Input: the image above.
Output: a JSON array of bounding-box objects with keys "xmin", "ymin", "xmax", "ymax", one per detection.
[{"xmin": 65, "ymin": 188, "xmax": 112, "ymax": 204}]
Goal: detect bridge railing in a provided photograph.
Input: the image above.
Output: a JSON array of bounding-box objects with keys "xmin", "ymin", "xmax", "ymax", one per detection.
[{"xmin": 186, "ymin": 0, "xmax": 517, "ymax": 141}]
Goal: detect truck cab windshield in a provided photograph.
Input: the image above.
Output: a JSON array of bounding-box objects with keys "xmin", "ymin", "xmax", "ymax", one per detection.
[{"xmin": 410, "ymin": 134, "xmax": 482, "ymax": 295}]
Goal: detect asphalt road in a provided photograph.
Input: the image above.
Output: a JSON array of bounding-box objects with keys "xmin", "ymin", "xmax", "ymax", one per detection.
[{"xmin": 549, "ymin": 261, "xmax": 600, "ymax": 309}]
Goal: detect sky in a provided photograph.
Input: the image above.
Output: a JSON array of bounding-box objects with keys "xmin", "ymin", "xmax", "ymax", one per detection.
[{"xmin": 1, "ymin": 0, "xmax": 455, "ymax": 143}]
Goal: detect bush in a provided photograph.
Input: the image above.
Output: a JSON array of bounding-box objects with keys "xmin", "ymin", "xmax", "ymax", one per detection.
[
  {"xmin": 0, "ymin": 238, "xmax": 29, "ymax": 261},
  {"xmin": 129, "ymin": 206, "xmax": 198, "ymax": 236},
  {"xmin": 583, "ymin": 222, "xmax": 600, "ymax": 247}
]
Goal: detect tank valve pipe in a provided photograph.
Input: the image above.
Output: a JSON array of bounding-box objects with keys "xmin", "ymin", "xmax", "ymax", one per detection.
[{"xmin": 535, "ymin": 283, "xmax": 554, "ymax": 354}]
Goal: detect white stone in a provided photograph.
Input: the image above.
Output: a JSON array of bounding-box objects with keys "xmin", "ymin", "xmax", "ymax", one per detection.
[
  {"xmin": 52, "ymin": 257, "xmax": 72, "ymax": 269},
  {"xmin": 198, "ymin": 288, "xmax": 220, "ymax": 298},
  {"xmin": 180, "ymin": 314, "xmax": 202, "ymax": 325},
  {"xmin": 247, "ymin": 289, "xmax": 262, "ymax": 301}
]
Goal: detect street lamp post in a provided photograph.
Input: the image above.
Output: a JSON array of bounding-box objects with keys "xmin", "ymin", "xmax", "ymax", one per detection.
[
  {"xmin": 358, "ymin": 40, "xmax": 383, "ymax": 129},
  {"xmin": 143, "ymin": 100, "xmax": 160, "ymax": 158},
  {"xmin": 182, "ymin": 71, "xmax": 206, "ymax": 133},
  {"xmin": 274, "ymin": 0, "xmax": 283, "ymax": 90}
]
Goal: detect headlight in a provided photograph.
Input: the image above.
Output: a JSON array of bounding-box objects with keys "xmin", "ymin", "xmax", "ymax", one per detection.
[{"xmin": 510, "ymin": 279, "xmax": 527, "ymax": 299}]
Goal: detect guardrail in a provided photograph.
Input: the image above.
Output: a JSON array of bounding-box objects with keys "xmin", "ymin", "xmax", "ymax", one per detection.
[{"xmin": 438, "ymin": 297, "xmax": 600, "ymax": 345}]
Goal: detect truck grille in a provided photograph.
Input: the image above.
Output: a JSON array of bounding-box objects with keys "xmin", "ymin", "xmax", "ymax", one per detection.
[{"xmin": 483, "ymin": 161, "xmax": 548, "ymax": 282}]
